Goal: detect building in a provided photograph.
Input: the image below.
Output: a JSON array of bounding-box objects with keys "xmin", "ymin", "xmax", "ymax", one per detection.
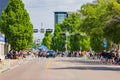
[
  {"xmin": 0, "ymin": 0, "xmax": 9, "ymax": 16},
  {"xmin": 0, "ymin": 0, "xmax": 10, "ymax": 60},
  {"xmin": 0, "ymin": 33, "xmax": 10, "ymax": 60},
  {"xmin": 54, "ymin": 11, "xmax": 81, "ymax": 25},
  {"xmin": 54, "ymin": 12, "xmax": 68, "ymax": 24},
  {"xmin": 92, "ymin": 0, "xmax": 97, "ymax": 4}
]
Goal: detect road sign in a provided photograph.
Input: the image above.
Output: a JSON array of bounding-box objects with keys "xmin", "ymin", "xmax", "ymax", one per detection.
[
  {"xmin": 46, "ymin": 29, "xmax": 53, "ymax": 33},
  {"xmin": 103, "ymin": 40, "xmax": 107, "ymax": 48},
  {"xmin": 66, "ymin": 32, "xmax": 69, "ymax": 36},
  {"xmin": 33, "ymin": 29, "xmax": 38, "ymax": 33}
]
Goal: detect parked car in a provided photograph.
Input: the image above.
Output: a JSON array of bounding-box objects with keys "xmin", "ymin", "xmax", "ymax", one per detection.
[{"xmin": 46, "ymin": 50, "xmax": 55, "ymax": 58}]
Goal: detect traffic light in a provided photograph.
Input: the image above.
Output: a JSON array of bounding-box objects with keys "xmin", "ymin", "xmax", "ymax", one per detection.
[
  {"xmin": 46, "ymin": 29, "xmax": 53, "ymax": 33},
  {"xmin": 40, "ymin": 28, "xmax": 45, "ymax": 33},
  {"xmin": 33, "ymin": 29, "xmax": 38, "ymax": 33}
]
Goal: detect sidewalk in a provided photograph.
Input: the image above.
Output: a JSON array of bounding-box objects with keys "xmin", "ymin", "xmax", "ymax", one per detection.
[
  {"xmin": 0, "ymin": 62, "xmax": 2, "ymax": 69},
  {"xmin": 0, "ymin": 58, "xmax": 29, "ymax": 73}
]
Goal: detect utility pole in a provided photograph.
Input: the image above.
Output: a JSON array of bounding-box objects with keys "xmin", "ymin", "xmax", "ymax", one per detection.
[{"xmin": 65, "ymin": 32, "xmax": 69, "ymax": 54}]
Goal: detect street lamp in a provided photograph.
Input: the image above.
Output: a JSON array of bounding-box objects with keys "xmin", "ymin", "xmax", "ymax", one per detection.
[
  {"xmin": 60, "ymin": 31, "xmax": 70, "ymax": 54},
  {"xmin": 40, "ymin": 22, "xmax": 45, "ymax": 33},
  {"xmin": 65, "ymin": 32, "xmax": 69, "ymax": 54}
]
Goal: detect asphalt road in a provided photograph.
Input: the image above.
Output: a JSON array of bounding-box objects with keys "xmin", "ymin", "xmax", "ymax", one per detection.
[{"xmin": 0, "ymin": 57, "xmax": 120, "ymax": 80}]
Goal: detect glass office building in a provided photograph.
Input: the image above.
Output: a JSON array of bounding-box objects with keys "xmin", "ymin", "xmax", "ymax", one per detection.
[
  {"xmin": 0, "ymin": 0, "xmax": 9, "ymax": 16},
  {"xmin": 54, "ymin": 12, "xmax": 68, "ymax": 24}
]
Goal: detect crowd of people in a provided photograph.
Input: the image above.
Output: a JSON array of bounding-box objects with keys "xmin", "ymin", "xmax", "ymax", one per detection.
[
  {"xmin": 5, "ymin": 49, "xmax": 38, "ymax": 59},
  {"xmin": 54, "ymin": 49, "xmax": 120, "ymax": 65},
  {"xmin": 66, "ymin": 49, "xmax": 120, "ymax": 65},
  {"xmin": 3, "ymin": 49, "xmax": 120, "ymax": 65},
  {"xmin": 59, "ymin": 50, "xmax": 99, "ymax": 58},
  {"xmin": 100, "ymin": 50, "xmax": 120, "ymax": 64}
]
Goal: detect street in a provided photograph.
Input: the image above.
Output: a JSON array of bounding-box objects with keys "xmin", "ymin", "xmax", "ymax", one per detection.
[{"xmin": 0, "ymin": 57, "xmax": 120, "ymax": 80}]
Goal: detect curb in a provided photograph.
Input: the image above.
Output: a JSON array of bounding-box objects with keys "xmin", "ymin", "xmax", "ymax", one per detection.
[
  {"xmin": 0, "ymin": 68, "xmax": 10, "ymax": 73},
  {"xmin": 0, "ymin": 59, "xmax": 29, "ymax": 73}
]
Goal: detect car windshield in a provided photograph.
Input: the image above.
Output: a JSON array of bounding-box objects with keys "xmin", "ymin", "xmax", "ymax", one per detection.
[{"xmin": 47, "ymin": 50, "xmax": 54, "ymax": 54}]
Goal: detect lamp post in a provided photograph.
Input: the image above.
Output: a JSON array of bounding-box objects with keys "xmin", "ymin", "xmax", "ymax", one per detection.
[
  {"xmin": 60, "ymin": 31, "xmax": 70, "ymax": 54},
  {"xmin": 81, "ymin": 33, "xmax": 87, "ymax": 49},
  {"xmin": 60, "ymin": 26, "xmax": 71, "ymax": 54},
  {"xmin": 103, "ymin": 38, "xmax": 107, "ymax": 50},
  {"xmin": 65, "ymin": 32, "xmax": 69, "ymax": 54}
]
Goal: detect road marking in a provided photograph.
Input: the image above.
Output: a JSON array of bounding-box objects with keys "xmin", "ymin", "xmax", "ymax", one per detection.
[
  {"xmin": 46, "ymin": 59, "xmax": 52, "ymax": 72},
  {"xmin": 45, "ymin": 58, "xmax": 94, "ymax": 72}
]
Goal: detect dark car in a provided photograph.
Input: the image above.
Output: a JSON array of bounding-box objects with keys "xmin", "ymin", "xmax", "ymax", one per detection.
[
  {"xmin": 46, "ymin": 50, "xmax": 55, "ymax": 58},
  {"xmin": 38, "ymin": 51, "xmax": 47, "ymax": 57}
]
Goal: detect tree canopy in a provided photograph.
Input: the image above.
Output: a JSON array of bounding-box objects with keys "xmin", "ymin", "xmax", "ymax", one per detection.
[
  {"xmin": 0, "ymin": 0, "xmax": 33, "ymax": 50},
  {"xmin": 43, "ymin": 0, "xmax": 120, "ymax": 52},
  {"xmin": 104, "ymin": 0, "xmax": 120, "ymax": 44},
  {"xmin": 51, "ymin": 13, "xmax": 90, "ymax": 51},
  {"xmin": 42, "ymin": 31, "xmax": 52, "ymax": 49},
  {"xmin": 79, "ymin": 0, "xmax": 120, "ymax": 51}
]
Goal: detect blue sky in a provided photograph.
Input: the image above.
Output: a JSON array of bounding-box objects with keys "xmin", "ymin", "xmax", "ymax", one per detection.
[{"xmin": 22, "ymin": 0, "xmax": 94, "ymax": 40}]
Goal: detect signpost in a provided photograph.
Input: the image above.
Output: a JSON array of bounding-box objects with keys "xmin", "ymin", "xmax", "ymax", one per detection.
[
  {"xmin": 103, "ymin": 39, "xmax": 107, "ymax": 50},
  {"xmin": 65, "ymin": 32, "xmax": 69, "ymax": 54},
  {"xmin": 33, "ymin": 29, "xmax": 38, "ymax": 33},
  {"xmin": 46, "ymin": 29, "xmax": 53, "ymax": 33}
]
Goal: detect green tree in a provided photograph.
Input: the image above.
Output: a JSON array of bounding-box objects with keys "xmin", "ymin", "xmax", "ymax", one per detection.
[
  {"xmin": 51, "ymin": 24, "xmax": 65, "ymax": 51},
  {"xmin": 42, "ymin": 31, "xmax": 52, "ymax": 49},
  {"xmin": 0, "ymin": 0, "xmax": 33, "ymax": 50},
  {"xmin": 52, "ymin": 13, "xmax": 91, "ymax": 51},
  {"xmin": 30, "ymin": 42, "xmax": 39, "ymax": 50},
  {"xmin": 61, "ymin": 13, "xmax": 83, "ymax": 51},
  {"xmin": 81, "ymin": 0, "xmax": 110, "ymax": 34},
  {"xmin": 80, "ymin": 0, "xmax": 112, "ymax": 51},
  {"xmin": 104, "ymin": 0, "xmax": 120, "ymax": 44}
]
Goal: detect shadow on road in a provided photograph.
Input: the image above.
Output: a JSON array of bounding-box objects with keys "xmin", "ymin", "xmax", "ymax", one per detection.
[
  {"xmin": 51, "ymin": 60, "xmax": 120, "ymax": 71},
  {"xmin": 56, "ymin": 59, "xmax": 113, "ymax": 65},
  {"xmin": 50, "ymin": 66, "xmax": 120, "ymax": 71}
]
